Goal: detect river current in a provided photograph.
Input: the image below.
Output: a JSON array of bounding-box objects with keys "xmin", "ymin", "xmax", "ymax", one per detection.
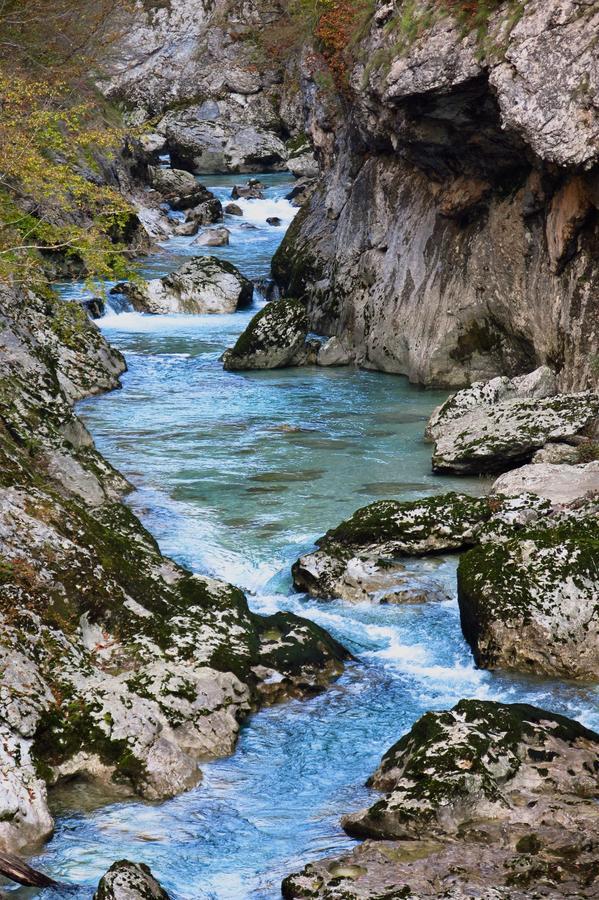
[{"xmin": 17, "ymin": 174, "xmax": 599, "ymax": 899}]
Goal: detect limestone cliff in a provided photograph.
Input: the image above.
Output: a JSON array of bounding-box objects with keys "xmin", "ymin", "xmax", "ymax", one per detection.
[{"xmin": 273, "ymin": 0, "xmax": 599, "ymax": 390}]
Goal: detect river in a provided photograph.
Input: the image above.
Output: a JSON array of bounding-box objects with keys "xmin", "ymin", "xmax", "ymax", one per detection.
[{"xmin": 17, "ymin": 173, "xmax": 599, "ymax": 899}]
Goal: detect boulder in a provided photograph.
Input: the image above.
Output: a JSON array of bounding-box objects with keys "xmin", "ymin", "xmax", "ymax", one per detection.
[
  {"xmin": 426, "ymin": 369, "xmax": 599, "ymax": 474},
  {"xmin": 266, "ymin": 216, "xmax": 282, "ymax": 226},
  {"xmin": 316, "ymin": 336, "xmax": 352, "ymax": 367},
  {"xmin": 292, "ymin": 493, "xmax": 501, "ymax": 602},
  {"xmin": 283, "ymin": 700, "xmax": 599, "ymax": 899},
  {"xmin": 285, "ymin": 135, "xmax": 319, "ymax": 179},
  {"xmin": 232, "ymin": 183, "xmax": 264, "ymax": 200},
  {"xmin": 80, "ymin": 298, "xmax": 105, "ymax": 320},
  {"xmin": 115, "ymin": 257, "xmax": 253, "ymax": 315},
  {"xmin": 94, "ymin": 861, "xmax": 170, "ymax": 900},
  {"xmin": 193, "ymin": 227, "xmax": 230, "ymax": 247},
  {"xmin": 222, "ymin": 298, "xmax": 309, "ymax": 371},
  {"xmin": 458, "ymin": 501, "xmax": 599, "ymax": 680},
  {"xmin": 147, "ymin": 166, "xmax": 216, "ymax": 210},
  {"xmin": 186, "ymin": 198, "xmax": 223, "ymax": 225},
  {"xmin": 491, "ymin": 461, "xmax": 599, "ymax": 505},
  {"xmin": 224, "ymin": 203, "xmax": 243, "ymax": 216}
]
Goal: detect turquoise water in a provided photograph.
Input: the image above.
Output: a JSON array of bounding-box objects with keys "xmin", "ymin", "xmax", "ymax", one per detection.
[{"xmin": 17, "ymin": 174, "xmax": 599, "ymax": 899}]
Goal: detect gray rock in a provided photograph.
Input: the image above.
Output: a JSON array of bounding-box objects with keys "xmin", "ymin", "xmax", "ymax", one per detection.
[
  {"xmin": 193, "ymin": 227, "xmax": 230, "ymax": 247},
  {"xmin": 80, "ymin": 298, "xmax": 105, "ymax": 320},
  {"xmin": 224, "ymin": 203, "xmax": 243, "ymax": 216},
  {"xmin": 266, "ymin": 217, "xmax": 282, "ymax": 226},
  {"xmin": 94, "ymin": 861, "xmax": 170, "ymax": 900},
  {"xmin": 491, "ymin": 461, "xmax": 599, "ymax": 506},
  {"xmin": 426, "ymin": 370, "xmax": 599, "ymax": 474},
  {"xmin": 232, "ymin": 183, "xmax": 264, "ymax": 200},
  {"xmin": 316, "ymin": 336, "xmax": 352, "ymax": 367},
  {"xmin": 222, "ymin": 299, "xmax": 309, "ymax": 370},
  {"xmin": 118, "ymin": 256, "xmax": 253, "ymax": 315},
  {"xmin": 283, "ymin": 700, "xmax": 599, "ymax": 899}
]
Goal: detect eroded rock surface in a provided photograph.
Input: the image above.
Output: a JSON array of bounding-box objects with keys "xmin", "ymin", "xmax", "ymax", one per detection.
[
  {"xmin": 0, "ymin": 284, "xmax": 348, "ymax": 852},
  {"xmin": 283, "ymin": 700, "xmax": 599, "ymax": 899},
  {"xmin": 272, "ymin": 1, "xmax": 599, "ymax": 391},
  {"xmin": 116, "ymin": 256, "xmax": 253, "ymax": 315},
  {"xmin": 492, "ymin": 461, "xmax": 599, "ymax": 505}
]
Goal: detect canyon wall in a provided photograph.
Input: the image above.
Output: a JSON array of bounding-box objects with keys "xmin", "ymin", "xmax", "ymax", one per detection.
[{"xmin": 273, "ymin": 0, "xmax": 599, "ymax": 390}]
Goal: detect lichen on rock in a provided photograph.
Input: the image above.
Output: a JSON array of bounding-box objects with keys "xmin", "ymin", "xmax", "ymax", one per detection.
[
  {"xmin": 222, "ymin": 297, "xmax": 309, "ymax": 370},
  {"xmin": 94, "ymin": 860, "xmax": 170, "ymax": 900}
]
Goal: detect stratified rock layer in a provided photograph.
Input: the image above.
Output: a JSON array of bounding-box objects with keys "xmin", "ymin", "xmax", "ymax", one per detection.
[{"xmin": 283, "ymin": 700, "xmax": 599, "ymax": 899}]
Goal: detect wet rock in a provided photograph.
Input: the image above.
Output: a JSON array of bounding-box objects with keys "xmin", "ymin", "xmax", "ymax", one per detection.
[
  {"xmin": 285, "ymin": 177, "xmax": 317, "ymax": 208},
  {"xmin": 426, "ymin": 368, "xmax": 599, "ymax": 474},
  {"xmin": 292, "ymin": 493, "xmax": 498, "ymax": 601},
  {"xmin": 266, "ymin": 217, "xmax": 282, "ymax": 227},
  {"xmin": 94, "ymin": 860, "xmax": 170, "ymax": 899},
  {"xmin": 458, "ymin": 500, "xmax": 599, "ymax": 680},
  {"xmin": 193, "ymin": 227, "xmax": 230, "ymax": 247},
  {"xmin": 224, "ymin": 203, "xmax": 243, "ymax": 216},
  {"xmin": 231, "ymin": 183, "xmax": 264, "ymax": 200},
  {"xmin": 316, "ymin": 336, "xmax": 352, "ymax": 367},
  {"xmin": 283, "ymin": 700, "xmax": 599, "ymax": 899},
  {"xmin": 222, "ymin": 298, "xmax": 309, "ymax": 371},
  {"xmin": 491, "ymin": 461, "xmax": 599, "ymax": 506},
  {"xmin": 185, "ymin": 198, "xmax": 223, "ymax": 226},
  {"xmin": 80, "ymin": 298, "xmax": 106, "ymax": 320},
  {"xmin": 116, "ymin": 256, "xmax": 253, "ymax": 315}
]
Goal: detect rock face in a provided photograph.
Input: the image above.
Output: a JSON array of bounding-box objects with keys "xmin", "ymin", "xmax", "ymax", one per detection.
[
  {"xmin": 272, "ymin": 0, "xmax": 599, "ymax": 392},
  {"xmin": 283, "ymin": 700, "xmax": 599, "ymax": 899},
  {"xmin": 426, "ymin": 369, "xmax": 599, "ymax": 474},
  {"xmin": 0, "ymin": 284, "xmax": 349, "ymax": 853},
  {"xmin": 100, "ymin": 1, "xmax": 299, "ymax": 174},
  {"xmin": 117, "ymin": 256, "xmax": 253, "ymax": 315},
  {"xmin": 94, "ymin": 861, "xmax": 170, "ymax": 900},
  {"xmin": 458, "ymin": 500, "xmax": 599, "ymax": 680},
  {"xmin": 222, "ymin": 298, "xmax": 309, "ymax": 370}
]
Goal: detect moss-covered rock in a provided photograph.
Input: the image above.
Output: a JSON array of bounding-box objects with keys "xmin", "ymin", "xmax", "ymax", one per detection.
[
  {"xmin": 0, "ymin": 283, "xmax": 349, "ymax": 852},
  {"xmin": 426, "ymin": 369, "xmax": 599, "ymax": 474},
  {"xmin": 283, "ymin": 699, "xmax": 599, "ymax": 898},
  {"xmin": 94, "ymin": 860, "xmax": 170, "ymax": 900},
  {"xmin": 458, "ymin": 503, "xmax": 599, "ymax": 680},
  {"xmin": 222, "ymin": 297, "xmax": 309, "ymax": 370},
  {"xmin": 291, "ymin": 493, "xmax": 539, "ymax": 602},
  {"xmin": 117, "ymin": 256, "xmax": 253, "ymax": 314}
]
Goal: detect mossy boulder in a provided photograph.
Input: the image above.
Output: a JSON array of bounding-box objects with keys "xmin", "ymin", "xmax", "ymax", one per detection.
[
  {"xmin": 458, "ymin": 503, "xmax": 599, "ymax": 680},
  {"xmin": 343, "ymin": 699, "xmax": 599, "ymax": 840},
  {"xmin": 94, "ymin": 860, "xmax": 170, "ymax": 900},
  {"xmin": 222, "ymin": 298, "xmax": 309, "ymax": 370},
  {"xmin": 426, "ymin": 369, "xmax": 599, "ymax": 474},
  {"xmin": 283, "ymin": 701, "xmax": 599, "ymax": 899},
  {"xmin": 291, "ymin": 493, "xmax": 513, "ymax": 602},
  {"xmin": 116, "ymin": 256, "xmax": 253, "ymax": 315}
]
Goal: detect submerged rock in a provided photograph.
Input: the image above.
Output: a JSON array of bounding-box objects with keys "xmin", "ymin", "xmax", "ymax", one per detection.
[
  {"xmin": 116, "ymin": 256, "xmax": 253, "ymax": 315},
  {"xmin": 222, "ymin": 298, "xmax": 309, "ymax": 370},
  {"xmin": 458, "ymin": 501, "xmax": 599, "ymax": 680},
  {"xmin": 283, "ymin": 700, "xmax": 599, "ymax": 898},
  {"xmin": 94, "ymin": 861, "xmax": 170, "ymax": 900},
  {"xmin": 427, "ymin": 369, "xmax": 599, "ymax": 474}
]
